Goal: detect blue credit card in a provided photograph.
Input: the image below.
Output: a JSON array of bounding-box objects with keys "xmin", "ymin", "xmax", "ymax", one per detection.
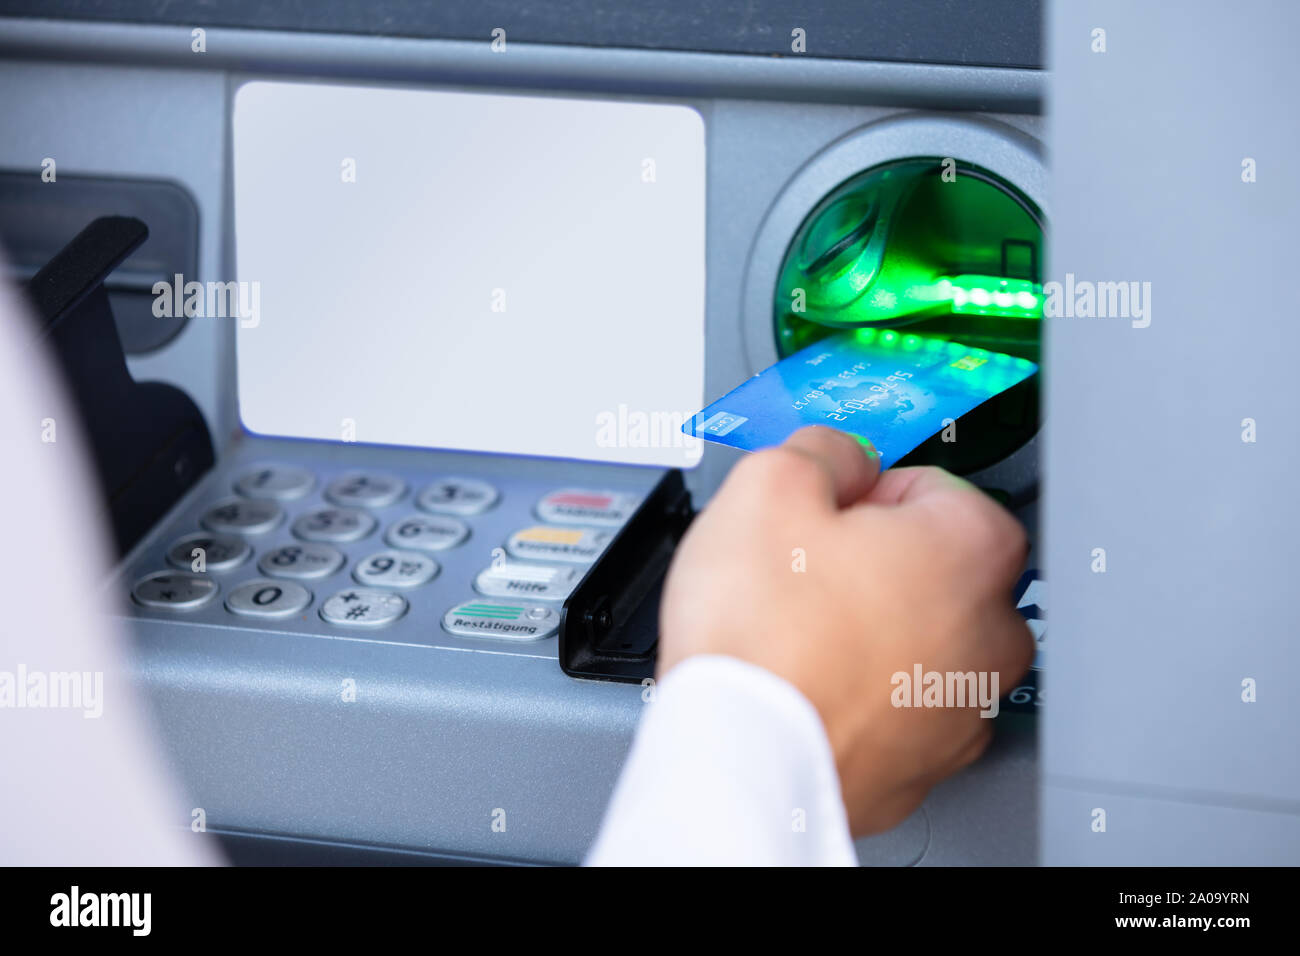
[{"xmin": 684, "ymin": 330, "xmax": 1038, "ymax": 468}]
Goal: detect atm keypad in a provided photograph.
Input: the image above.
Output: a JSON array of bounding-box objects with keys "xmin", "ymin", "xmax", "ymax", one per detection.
[{"xmin": 129, "ymin": 467, "xmax": 641, "ymax": 643}]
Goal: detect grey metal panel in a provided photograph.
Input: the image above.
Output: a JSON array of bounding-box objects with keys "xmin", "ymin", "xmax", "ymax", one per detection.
[
  {"xmin": 1043, "ymin": 0, "xmax": 1300, "ymax": 862},
  {"xmin": 0, "ymin": 19, "xmax": 1044, "ymax": 111},
  {"xmin": 0, "ymin": 0, "xmax": 1044, "ymax": 68},
  {"xmin": 1044, "ymin": 784, "xmax": 1300, "ymax": 866}
]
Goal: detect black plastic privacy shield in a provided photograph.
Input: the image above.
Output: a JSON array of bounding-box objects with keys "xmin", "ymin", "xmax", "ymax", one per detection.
[
  {"xmin": 560, "ymin": 469, "xmax": 694, "ymax": 682},
  {"xmin": 25, "ymin": 215, "xmax": 214, "ymax": 555}
]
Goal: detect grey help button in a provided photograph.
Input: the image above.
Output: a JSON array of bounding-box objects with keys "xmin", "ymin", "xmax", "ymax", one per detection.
[
  {"xmin": 442, "ymin": 601, "xmax": 560, "ymax": 641},
  {"xmin": 475, "ymin": 562, "xmax": 581, "ymax": 601}
]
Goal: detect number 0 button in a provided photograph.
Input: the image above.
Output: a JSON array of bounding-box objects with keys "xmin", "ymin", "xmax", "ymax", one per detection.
[{"xmin": 225, "ymin": 579, "xmax": 311, "ymax": 619}]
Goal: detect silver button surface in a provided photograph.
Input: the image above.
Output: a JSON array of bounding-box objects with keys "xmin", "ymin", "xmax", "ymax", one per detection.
[
  {"xmin": 132, "ymin": 571, "xmax": 219, "ymax": 611},
  {"xmin": 384, "ymin": 514, "xmax": 470, "ymax": 552},
  {"xmin": 258, "ymin": 542, "xmax": 346, "ymax": 580},
  {"xmin": 324, "ymin": 471, "xmax": 406, "ymax": 508},
  {"xmin": 201, "ymin": 497, "xmax": 284, "ymax": 536},
  {"xmin": 442, "ymin": 600, "xmax": 560, "ymax": 641},
  {"xmin": 225, "ymin": 579, "xmax": 312, "ymax": 619},
  {"xmin": 292, "ymin": 507, "xmax": 376, "ymax": 543},
  {"xmin": 475, "ymin": 562, "xmax": 581, "ymax": 601},
  {"xmin": 234, "ymin": 464, "xmax": 315, "ymax": 501},
  {"xmin": 166, "ymin": 532, "xmax": 251, "ymax": 573},
  {"xmin": 319, "ymin": 587, "xmax": 408, "ymax": 628},
  {"xmin": 417, "ymin": 477, "xmax": 499, "ymax": 516},
  {"xmin": 353, "ymin": 549, "xmax": 439, "ymax": 588},
  {"xmin": 506, "ymin": 525, "xmax": 613, "ymax": 563},
  {"xmin": 536, "ymin": 488, "xmax": 641, "ymax": 527}
]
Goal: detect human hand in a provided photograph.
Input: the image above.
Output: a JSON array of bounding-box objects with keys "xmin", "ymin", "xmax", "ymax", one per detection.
[{"xmin": 658, "ymin": 425, "xmax": 1034, "ymax": 835}]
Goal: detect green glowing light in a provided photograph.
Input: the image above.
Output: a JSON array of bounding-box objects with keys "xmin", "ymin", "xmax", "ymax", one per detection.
[{"xmin": 938, "ymin": 275, "xmax": 1043, "ymax": 319}]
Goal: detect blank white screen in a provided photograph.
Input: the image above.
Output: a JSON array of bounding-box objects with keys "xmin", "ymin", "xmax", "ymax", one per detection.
[{"xmin": 232, "ymin": 81, "xmax": 705, "ymax": 467}]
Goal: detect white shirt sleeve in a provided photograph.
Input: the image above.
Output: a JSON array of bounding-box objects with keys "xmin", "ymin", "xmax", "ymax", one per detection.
[
  {"xmin": 0, "ymin": 266, "xmax": 215, "ymax": 866},
  {"xmin": 585, "ymin": 654, "xmax": 858, "ymax": 866}
]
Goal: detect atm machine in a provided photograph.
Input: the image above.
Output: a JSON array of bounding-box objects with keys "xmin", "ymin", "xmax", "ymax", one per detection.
[{"xmin": 2, "ymin": 2, "xmax": 1289, "ymax": 866}]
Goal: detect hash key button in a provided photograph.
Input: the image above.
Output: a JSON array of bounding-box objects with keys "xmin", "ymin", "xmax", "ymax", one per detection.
[{"xmin": 319, "ymin": 588, "xmax": 408, "ymax": 628}]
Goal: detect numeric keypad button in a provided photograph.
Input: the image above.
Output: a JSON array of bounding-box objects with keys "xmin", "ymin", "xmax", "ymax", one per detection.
[
  {"xmin": 384, "ymin": 515, "xmax": 469, "ymax": 552},
  {"xmin": 325, "ymin": 472, "xmax": 406, "ymax": 509},
  {"xmin": 536, "ymin": 489, "xmax": 640, "ymax": 527},
  {"xmin": 258, "ymin": 542, "xmax": 346, "ymax": 580},
  {"xmin": 506, "ymin": 525, "xmax": 612, "ymax": 563},
  {"xmin": 475, "ymin": 562, "xmax": 580, "ymax": 601},
  {"xmin": 417, "ymin": 478, "xmax": 499, "ymax": 516},
  {"xmin": 234, "ymin": 465, "xmax": 315, "ymax": 501},
  {"xmin": 225, "ymin": 579, "xmax": 312, "ymax": 619},
  {"xmin": 319, "ymin": 588, "xmax": 408, "ymax": 628},
  {"xmin": 165, "ymin": 533, "xmax": 251, "ymax": 573},
  {"xmin": 353, "ymin": 550, "xmax": 439, "ymax": 588},
  {"xmin": 442, "ymin": 601, "xmax": 560, "ymax": 641},
  {"xmin": 201, "ymin": 497, "xmax": 284, "ymax": 536},
  {"xmin": 132, "ymin": 571, "xmax": 219, "ymax": 611},
  {"xmin": 291, "ymin": 507, "xmax": 376, "ymax": 543}
]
